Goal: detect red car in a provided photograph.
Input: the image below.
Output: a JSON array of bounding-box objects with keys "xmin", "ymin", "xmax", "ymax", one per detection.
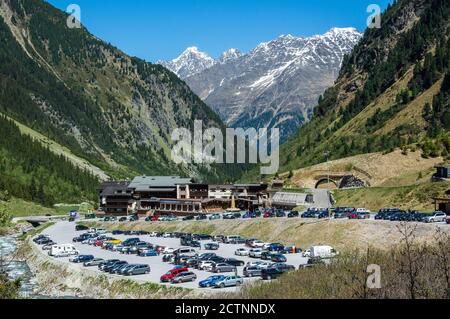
[
  {"xmin": 160, "ymin": 267, "xmax": 189, "ymax": 283},
  {"xmin": 263, "ymin": 212, "xmax": 275, "ymax": 218},
  {"xmin": 447, "ymin": 217, "xmax": 450, "ymax": 224},
  {"xmin": 151, "ymin": 215, "xmax": 160, "ymax": 222},
  {"xmin": 348, "ymin": 212, "xmax": 359, "ymax": 219},
  {"xmin": 94, "ymin": 240, "xmax": 104, "ymax": 247}
]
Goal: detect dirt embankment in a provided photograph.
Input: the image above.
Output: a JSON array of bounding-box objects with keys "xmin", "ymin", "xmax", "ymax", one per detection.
[
  {"xmin": 287, "ymin": 150, "xmax": 443, "ymax": 188},
  {"xmin": 82, "ymin": 219, "xmax": 450, "ymax": 252},
  {"xmin": 17, "ymin": 241, "xmax": 200, "ymax": 299}
]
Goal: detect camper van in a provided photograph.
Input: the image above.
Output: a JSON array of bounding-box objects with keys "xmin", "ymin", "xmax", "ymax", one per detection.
[
  {"xmin": 49, "ymin": 244, "xmax": 79, "ymax": 258},
  {"xmin": 309, "ymin": 246, "xmax": 337, "ymax": 259}
]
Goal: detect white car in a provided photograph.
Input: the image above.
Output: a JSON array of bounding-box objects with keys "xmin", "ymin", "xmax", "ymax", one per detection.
[
  {"xmin": 246, "ymin": 261, "xmax": 270, "ymax": 268},
  {"xmin": 251, "ymin": 240, "xmax": 265, "ymax": 248},
  {"xmin": 198, "ymin": 261, "xmax": 215, "ymax": 271},
  {"xmin": 235, "ymin": 248, "xmax": 249, "ymax": 256},
  {"xmin": 162, "ymin": 233, "xmax": 172, "ymax": 238},
  {"xmin": 249, "ymin": 248, "xmax": 263, "ymax": 258},
  {"xmin": 150, "ymin": 232, "xmax": 159, "ymax": 237}
]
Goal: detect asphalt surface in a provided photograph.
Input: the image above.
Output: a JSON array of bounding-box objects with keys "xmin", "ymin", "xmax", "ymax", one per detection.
[{"xmin": 40, "ymin": 221, "xmax": 309, "ymax": 292}]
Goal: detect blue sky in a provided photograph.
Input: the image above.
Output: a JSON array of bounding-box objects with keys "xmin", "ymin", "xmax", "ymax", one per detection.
[{"xmin": 47, "ymin": 0, "xmax": 393, "ymax": 62}]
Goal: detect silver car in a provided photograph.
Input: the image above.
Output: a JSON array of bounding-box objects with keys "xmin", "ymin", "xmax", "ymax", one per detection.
[
  {"xmin": 214, "ymin": 275, "xmax": 244, "ymax": 288},
  {"xmin": 249, "ymin": 249, "xmax": 263, "ymax": 258},
  {"xmin": 84, "ymin": 258, "xmax": 104, "ymax": 267},
  {"xmin": 213, "ymin": 263, "xmax": 237, "ymax": 273},
  {"xmin": 423, "ymin": 211, "xmax": 447, "ymax": 223},
  {"xmin": 171, "ymin": 271, "xmax": 197, "ymax": 284}
]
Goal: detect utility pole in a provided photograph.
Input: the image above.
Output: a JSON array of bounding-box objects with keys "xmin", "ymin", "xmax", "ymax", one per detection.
[
  {"xmin": 324, "ymin": 151, "xmax": 331, "ymax": 218},
  {"xmin": 324, "ymin": 151, "xmax": 330, "ymax": 187}
]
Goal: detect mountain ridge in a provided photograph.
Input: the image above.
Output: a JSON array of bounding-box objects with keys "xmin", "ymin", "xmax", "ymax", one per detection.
[
  {"xmin": 160, "ymin": 28, "xmax": 362, "ymax": 141},
  {"xmin": 0, "ymin": 0, "xmax": 242, "ymax": 184},
  {"xmin": 242, "ymin": 0, "xmax": 450, "ymax": 181}
]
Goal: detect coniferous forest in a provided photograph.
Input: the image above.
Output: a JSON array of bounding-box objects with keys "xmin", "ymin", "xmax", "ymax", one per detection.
[{"xmin": 0, "ymin": 114, "xmax": 98, "ymax": 206}]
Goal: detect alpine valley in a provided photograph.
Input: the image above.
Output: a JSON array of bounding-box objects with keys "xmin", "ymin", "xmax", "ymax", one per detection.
[{"xmin": 0, "ymin": 0, "xmax": 243, "ymax": 205}]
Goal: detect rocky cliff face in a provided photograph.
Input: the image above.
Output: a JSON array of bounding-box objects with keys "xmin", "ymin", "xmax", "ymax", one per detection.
[{"xmin": 160, "ymin": 28, "xmax": 362, "ymax": 141}]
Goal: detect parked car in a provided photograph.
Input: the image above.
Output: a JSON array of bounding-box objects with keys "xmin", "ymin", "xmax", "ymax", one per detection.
[
  {"xmin": 33, "ymin": 235, "xmax": 50, "ymax": 244},
  {"xmin": 70, "ymin": 255, "xmax": 94, "ymax": 263},
  {"xmin": 213, "ymin": 275, "xmax": 243, "ymax": 288},
  {"xmin": 246, "ymin": 261, "xmax": 271, "ymax": 269},
  {"xmin": 198, "ymin": 253, "xmax": 217, "ymax": 261},
  {"xmin": 213, "ymin": 263, "xmax": 236, "ymax": 273},
  {"xmin": 139, "ymin": 250, "xmax": 159, "ymax": 257},
  {"xmin": 275, "ymin": 210, "xmax": 286, "ymax": 218},
  {"xmin": 171, "ymin": 271, "xmax": 197, "ymax": 284},
  {"xmin": 271, "ymin": 254, "xmax": 287, "ymax": 263},
  {"xmin": 287, "ymin": 211, "xmax": 299, "ymax": 218},
  {"xmin": 111, "ymin": 263, "xmax": 131, "ymax": 274},
  {"xmin": 261, "ymin": 264, "xmax": 295, "ymax": 280},
  {"xmin": 204, "ymin": 243, "xmax": 219, "ymax": 250},
  {"xmin": 196, "ymin": 215, "xmax": 208, "ymax": 221},
  {"xmin": 223, "ymin": 258, "xmax": 245, "ymax": 267},
  {"xmin": 98, "ymin": 259, "xmax": 121, "ymax": 271},
  {"xmin": 263, "ymin": 212, "xmax": 275, "ymax": 218},
  {"xmin": 249, "ymin": 249, "xmax": 263, "ymax": 258},
  {"xmin": 182, "ymin": 215, "xmax": 195, "ymax": 221},
  {"xmin": 190, "ymin": 241, "xmax": 202, "ymax": 248},
  {"xmin": 209, "ymin": 214, "xmax": 221, "ymax": 220},
  {"xmin": 242, "ymin": 212, "xmax": 256, "ymax": 219},
  {"xmin": 260, "ymin": 251, "xmax": 272, "ymax": 260},
  {"xmin": 83, "ymin": 258, "xmax": 104, "ymax": 267},
  {"xmin": 243, "ymin": 266, "xmax": 262, "ymax": 277},
  {"xmin": 123, "ymin": 264, "xmax": 151, "ymax": 276},
  {"xmin": 198, "ymin": 260, "xmax": 215, "ymax": 271},
  {"xmin": 199, "ymin": 275, "xmax": 225, "ymax": 288},
  {"xmin": 160, "ymin": 267, "xmax": 189, "ymax": 282},
  {"xmin": 423, "ymin": 211, "xmax": 447, "ymax": 223},
  {"xmin": 106, "ymin": 261, "xmax": 128, "ymax": 273},
  {"xmin": 41, "ymin": 242, "xmax": 56, "ymax": 250},
  {"xmin": 235, "ymin": 248, "xmax": 250, "ymax": 256},
  {"xmin": 267, "ymin": 243, "xmax": 285, "ymax": 252}
]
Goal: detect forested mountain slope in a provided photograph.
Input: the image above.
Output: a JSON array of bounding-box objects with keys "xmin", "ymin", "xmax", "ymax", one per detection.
[
  {"xmin": 0, "ymin": 0, "xmax": 240, "ymax": 184},
  {"xmin": 244, "ymin": 0, "xmax": 450, "ymax": 180}
]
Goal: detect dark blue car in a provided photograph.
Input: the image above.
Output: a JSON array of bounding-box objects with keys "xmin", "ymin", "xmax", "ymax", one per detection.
[
  {"xmin": 199, "ymin": 275, "xmax": 226, "ymax": 288},
  {"xmin": 267, "ymin": 243, "xmax": 284, "ymax": 252},
  {"xmin": 139, "ymin": 250, "xmax": 159, "ymax": 257},
  {"xmin": 70, "ymin": 255, "xmax": 94, "ymax": 263}
]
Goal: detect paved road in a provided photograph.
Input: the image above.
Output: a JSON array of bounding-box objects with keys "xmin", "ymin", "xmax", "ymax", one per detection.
[
  {"xmin": 309, "ymin": 189, "xmax": 332, "ymax": 208},
  {"xmin": 39, "ymin": 221, "xmax": 309, "ymax": 292}
]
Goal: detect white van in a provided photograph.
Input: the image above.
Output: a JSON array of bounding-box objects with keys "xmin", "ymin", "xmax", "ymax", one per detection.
[
  {"xmin": 49, "ymin": 244, "xmax": 79, "ymax": 258},
  {"xmin": 174, "ymin": 247, "xmax": 197, "ymax": 256},
  {"xmin": 309, "ymin": 246, "xmax": 337, "ymax": 259},
  {"xmin": 224, "ymin": 235, "xmax": 242, "ymax": 243}
]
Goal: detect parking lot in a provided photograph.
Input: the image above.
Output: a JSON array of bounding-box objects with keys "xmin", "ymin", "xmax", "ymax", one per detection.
[{"xmin": 38, "ymin": 221, "xmax": 309, "ymax": 292}]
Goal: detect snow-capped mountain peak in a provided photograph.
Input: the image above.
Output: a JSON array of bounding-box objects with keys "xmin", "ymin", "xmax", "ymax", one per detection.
[
  {"xmin": 219, "ymin": 48, "xmax": 243, "ymax": 64},
  {"xmin": 158, "ymin": 46, "xmax": 215, "ymax": 78},
  {"xmin": 159, "ymin": 27, "xmax": 362, "ymax": 141}
]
